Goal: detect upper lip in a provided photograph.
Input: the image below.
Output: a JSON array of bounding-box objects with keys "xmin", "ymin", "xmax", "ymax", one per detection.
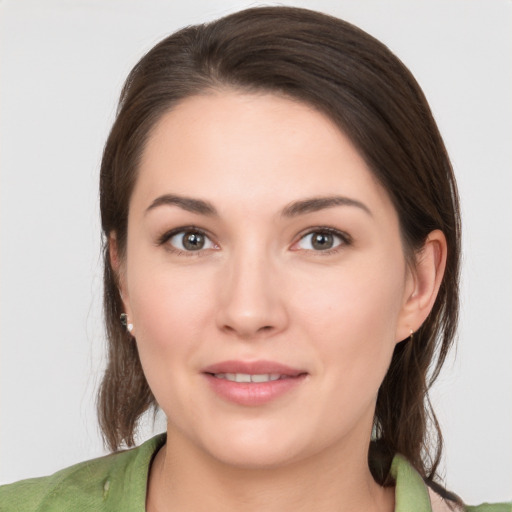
[{"xmin": 202, "ymin": 360, "xmax": 306, "ymax": 377}]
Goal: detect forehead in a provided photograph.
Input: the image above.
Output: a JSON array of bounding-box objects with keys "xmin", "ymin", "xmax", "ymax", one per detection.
[{"xmin": 134, "ymin": 91, "xmax": 394, "ymax": 218}]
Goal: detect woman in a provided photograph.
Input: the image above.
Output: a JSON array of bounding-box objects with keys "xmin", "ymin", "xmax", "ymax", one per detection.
[{"xmin": 1, "ymin": 6, "xmax": 509, "ymax": 511}]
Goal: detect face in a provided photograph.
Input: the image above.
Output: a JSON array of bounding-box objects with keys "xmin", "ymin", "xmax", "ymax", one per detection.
[{"xmin": 119, "ymin": 91, "xmax": 416, "ymax": 469}]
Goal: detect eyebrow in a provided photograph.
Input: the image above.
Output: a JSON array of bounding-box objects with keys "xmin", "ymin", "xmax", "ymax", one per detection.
[
  {"xmin": 281, "ymin": 196, "xmax": 372, "ymax": 217},
  {"xmin": 145, "ymin": 193, "xmax": 371, "ymax": 218},
  {"xmin": 145, "ymin": 194, "xmax": 218, "ymax": 216}
]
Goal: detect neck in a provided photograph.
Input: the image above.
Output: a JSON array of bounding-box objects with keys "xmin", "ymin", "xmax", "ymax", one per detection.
[{"xmin": 146, "ymin": 427, "xmax": 394, "ymax": 512}]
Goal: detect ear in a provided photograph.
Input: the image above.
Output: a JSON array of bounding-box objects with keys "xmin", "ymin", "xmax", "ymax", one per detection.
[
  {"xmin": 395, "ymin": 229, "xmax": 447, "ymax": 342},
  {"xmin": 109, "ymin": 232, "xmax": 132, "ymax": 319}
]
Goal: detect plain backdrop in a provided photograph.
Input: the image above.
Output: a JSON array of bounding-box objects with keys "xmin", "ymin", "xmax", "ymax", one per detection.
[{"xmin": 1, "ymin": 0, "xmax": 511, "ymax": 504}]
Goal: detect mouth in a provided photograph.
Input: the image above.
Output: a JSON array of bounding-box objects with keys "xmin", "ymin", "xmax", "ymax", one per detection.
[
  {"xmin": 209, "ymin": 373, "xmax": 293, "ymax": 383},
  {"xmin": 202, "ymin": 360, "xmax": 306, "ymax": 379},
  {"xmin": 202, "ymin": 360, "xmax": 307, "ymax": 406}
]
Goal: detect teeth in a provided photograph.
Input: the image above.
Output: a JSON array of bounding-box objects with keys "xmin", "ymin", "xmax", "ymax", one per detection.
[
  {"xmin": 213, "ymin": 373, "xmax": 283, "ymax": 383},
  {"xmin": 251, "ymin": 374, "xmax": 270, "ymax": 383}
]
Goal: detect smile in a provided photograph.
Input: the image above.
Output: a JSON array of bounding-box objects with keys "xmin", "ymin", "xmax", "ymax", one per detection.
[
  {"xmin": 202, "ymin": 361, "xmax": 307, "ymax": 406},
  {"xmin": 212, "ymin": 373, "xmax": 284, "ymax": 383}
]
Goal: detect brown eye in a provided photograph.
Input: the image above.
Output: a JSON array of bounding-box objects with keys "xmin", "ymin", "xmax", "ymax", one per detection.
[
  {"xmin": 311, "ymin": 232, "xmax": 334, "ymax": 250},
  {"xmin": 296, "ymin": 230, "xmax": 347, "ymax": 251},
  {"xmin": 168, "ymin": 230, "xmax": 215, "ymax": 252},
  {"xmin": 183, "ymin": 232, "xmax": 205, "ymax": 250}
]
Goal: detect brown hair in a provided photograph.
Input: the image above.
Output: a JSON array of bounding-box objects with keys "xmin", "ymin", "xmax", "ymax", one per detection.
[{"xmin": 98, "ymin": 6, "xmax": 460, "ymax": 490}]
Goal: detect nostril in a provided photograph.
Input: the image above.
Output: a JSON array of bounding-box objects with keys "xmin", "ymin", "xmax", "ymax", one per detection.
[{"xmin": 220, "ymin": 323, "xmax": 275, "ymax": 339}]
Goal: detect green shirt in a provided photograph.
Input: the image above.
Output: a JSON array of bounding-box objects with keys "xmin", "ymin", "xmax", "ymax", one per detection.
[{"xmin": 0, "ymin": 434, "xmax": 509, "ymax": 511}]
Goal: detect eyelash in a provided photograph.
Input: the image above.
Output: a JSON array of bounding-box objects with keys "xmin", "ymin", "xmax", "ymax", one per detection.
[
  {"xmin": 293, "ymin": 227, "xmax": 352, "ymax": 255},
  {"xmin": 157, "ymin": 226, "xmax": 352, "ymax": 257},
  {"xmin": 157, "ymin": 226, "xmax": 216, "ymax": 257}
]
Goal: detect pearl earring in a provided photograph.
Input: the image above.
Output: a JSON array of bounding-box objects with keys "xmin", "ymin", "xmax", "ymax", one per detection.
[{"xmin": 120, "ymin": 313, "xmax": 134, "ymax": 335}]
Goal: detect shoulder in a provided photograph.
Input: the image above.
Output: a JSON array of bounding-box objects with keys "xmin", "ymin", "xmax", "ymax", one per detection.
[
  {"xmin": 0, "ymin": 434, "xmax": 165, "ymax": 512},
  {"xmin": 390, "ymin": 454, "xmax": 511, "ymax": 512},
  {"xmin": 428, "ymin": 488, "xmax": 511, "ymax": 512},
  {"xmin": 0, "ymin": 456, "xmax": 114, "ymax": 512},
  {"xmin": 465, "ymin": 505, "xmax": 512, "ymax": 512}
]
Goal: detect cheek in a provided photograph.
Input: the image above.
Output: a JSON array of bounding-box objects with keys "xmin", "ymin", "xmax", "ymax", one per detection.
[
  {"xmin": 125, "ymin": 258, "xmax": 216, "ymax": 393},
  {"xmin": 285, "ymin": 261, "xmax": 405, "ymax": 443},
  {"xmin": 131, "ymin": 272, "xmax": 210, "ymax": 336},
  {"xmin": 293, "ymin": 255, "xmax": 405, "ymax": 386},
  {"xmin": 297, "ymin": 251, "xmax": 404, "ymax": 330}
]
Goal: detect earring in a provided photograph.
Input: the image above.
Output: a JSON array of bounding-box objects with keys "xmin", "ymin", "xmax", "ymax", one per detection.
[
  {"xmin": 120, "ymin": 313, "xmax": 134, "ymax": 334},
  {"xmin": 409, "ymin": 329, "xmax": 414, "ymax": 341}
]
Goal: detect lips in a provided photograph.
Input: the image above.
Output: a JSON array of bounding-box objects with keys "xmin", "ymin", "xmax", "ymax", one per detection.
[
  {"xmin": 203, "ymin": 360, "xmax": 305, "ymax": 377},
  {"xmin": 202, "ymin": 360, "xmax": 307, "ymax": 406},
  {"xmin": 212, "ymin": 373, "xmax": 282, "ymax": 383}
]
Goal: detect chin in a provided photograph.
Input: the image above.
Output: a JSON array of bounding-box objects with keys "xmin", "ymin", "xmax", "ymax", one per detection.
[
  {"xmin": 193, "ymin": 421, "xmax": 320, "ymax": 470},
  {"xmin": 206, "ymin": 441, "xmax": 300, "ymax": 470}
]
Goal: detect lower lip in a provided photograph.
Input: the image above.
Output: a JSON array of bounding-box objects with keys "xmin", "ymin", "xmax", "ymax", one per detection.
[{"xmin": 203, "ymin": 374, "xmax": 307, "ymax": 406}]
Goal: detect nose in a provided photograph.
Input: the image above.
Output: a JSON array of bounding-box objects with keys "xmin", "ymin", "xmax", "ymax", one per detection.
[{"xmin": 216, "ymin": 248, "xmax": 288, "ymax": 340}]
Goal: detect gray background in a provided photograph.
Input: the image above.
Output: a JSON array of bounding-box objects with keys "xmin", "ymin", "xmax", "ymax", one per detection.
[{"xmin": 1, "ymin": 0, "xmax": 511, "ymax": 503}]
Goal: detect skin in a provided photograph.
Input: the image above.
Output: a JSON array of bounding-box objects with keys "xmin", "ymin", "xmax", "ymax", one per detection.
[{"xmin": 112, "ymin": 91, "xmax": 447, "ymax": 512}]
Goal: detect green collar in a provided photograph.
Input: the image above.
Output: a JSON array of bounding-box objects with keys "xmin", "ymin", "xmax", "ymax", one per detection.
[
  {"xmin": 390, "ymin": 453, "xmax": 433, "ymax": 511},
  {"xmin": 115, "ymin": 435, "xmax": 433, "ymax": 511}
]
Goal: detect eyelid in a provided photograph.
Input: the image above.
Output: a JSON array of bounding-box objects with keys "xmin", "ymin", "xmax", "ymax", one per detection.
[
  {"xmin": 157, "ymin": 225, "xmax": 351, "ymax": 255},
  {"xmin": 157, "ymin": 226, "xmax": 218, "ymax": 255},
  {"xmin": 291, "ymin": 226, "xmax": 352, "ymax": 253}
]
